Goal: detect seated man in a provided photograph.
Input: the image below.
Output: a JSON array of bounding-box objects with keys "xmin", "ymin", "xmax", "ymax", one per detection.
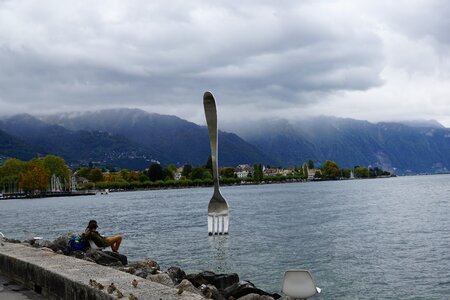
[{"xmin": 83, "ymin": 220, "xmax": 122, "ymax": 253}]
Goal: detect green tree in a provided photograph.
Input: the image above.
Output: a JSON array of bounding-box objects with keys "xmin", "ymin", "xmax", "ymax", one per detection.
[
  {"xmin": 297, "ymin": 166, "xmax": 304, "ymax": 177},
  {"xmin": 89, "ymin": 168, "xmax": 104, "ymax": 182},
  {"xmin": 20, "ymin": 159, "xmax": 49, "ymax": 194},
  {"xmin": 181, "ymin": 164, "xmax": 192, "ymax": 177},
  {"xmin": 314, "ymin": 170, "xmax": 322, "ymax": 179},
  {"xmin": 308, "ymin": 160, "xmax": 315, "ymax": 169},
  {"xmin": 0, "ymin": 158, "xmax": 26, "ymax": 181},
  {"xmin": 354, "ymin": 166, "xmax": 369, "ymax": 178},
  {"xmin": 220, "ymin": 167, "xmax": 235, "ymax": 178},
  {"xmin": 253, "ymin": 164, "xmax": 264, "ymax": 182},
  {"xmin": 303, "ymin": 163, "xmax": 308, "ymax": 176},
  {"xmin": 322, "ymin": 160, "xmax": 340, "ymax": 179},
  {"xmin": 120, "ymin": 169, "xmax": 130, "ymax": 181},
  {"xmin": 43, "ymin": 155, "xmax": 71, "ymax": 188},
  {"xmin": 204, "ymin": 156, "xmax": 213, "ymax": 176},
  {"xmin": 148, "ymin": 163, "xmax": 164, "ymax": 181},
  {"xmin": 76, "ymin": 167, "xmax": 91, "ymax": 179},
  {"xmin": 190, "ymin": 167, "xmax": 207, "ymax": 180},
  {"xmin": 138, "ymin": 172, "xmax": 150, "ymax": 182},
  {"xmin": 163, "ymin": 164, "xmax": 177, "ymax": 180},
  {"xmin": 341, "ymin": 168, "xmax": 352, "ymax": 178},
  {"xmin": 0, "ymin": 158, "xmax": 26, "ymax": 192},
  {"xmin": 202, "ymin": 170, "xmax": 213, "ymax": 180}
]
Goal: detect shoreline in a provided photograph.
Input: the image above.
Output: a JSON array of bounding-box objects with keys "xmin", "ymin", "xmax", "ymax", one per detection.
[{"xmin": 0, "ymin": 175, "xmax": 398, "ymax": 200}]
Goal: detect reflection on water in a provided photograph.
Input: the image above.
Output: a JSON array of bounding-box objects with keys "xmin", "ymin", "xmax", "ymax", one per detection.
[
  {"xmin": 2, "ymin": 175, "xmax": 450, "ymax": 298},
  {"xmin": 208, "ymin": 235, "xmax": 231, "ymax": 274}
]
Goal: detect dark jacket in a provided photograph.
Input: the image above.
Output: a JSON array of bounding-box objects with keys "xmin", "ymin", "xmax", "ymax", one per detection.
[{"xmin": 83, "ymin": 228, "xmax": 108, "ymax": 248}]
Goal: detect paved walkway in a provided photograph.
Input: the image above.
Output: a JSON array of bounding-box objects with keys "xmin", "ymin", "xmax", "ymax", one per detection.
[{"xmin": 0, "ymin": 274, "xmax": 47, "ymax": 300}]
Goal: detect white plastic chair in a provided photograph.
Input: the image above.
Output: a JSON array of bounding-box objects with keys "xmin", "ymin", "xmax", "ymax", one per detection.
[{"xmin": 282, "ymin": 269, "xmax": 321, "ymax": 300}]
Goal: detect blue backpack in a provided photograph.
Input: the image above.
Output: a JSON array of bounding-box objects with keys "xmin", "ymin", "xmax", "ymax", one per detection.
[{"xmin": 68, "ymin": 236, "xmax": 89, "ymax": 252}]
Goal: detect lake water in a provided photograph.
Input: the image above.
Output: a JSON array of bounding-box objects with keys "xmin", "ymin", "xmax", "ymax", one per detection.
[{"xmin": 1, "ymin": 175, "xmax": 450, "ymax": 299}]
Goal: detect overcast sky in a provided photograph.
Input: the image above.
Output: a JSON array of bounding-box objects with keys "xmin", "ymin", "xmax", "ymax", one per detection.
[{"xmin": 1, "ymin": 0, "xmax": 449, "ymax": 126}]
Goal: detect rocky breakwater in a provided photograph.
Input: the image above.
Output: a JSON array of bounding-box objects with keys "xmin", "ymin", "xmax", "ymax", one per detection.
[{"xmin": 6, "ymin": 234, "xmax": 282, "ymax": 300}]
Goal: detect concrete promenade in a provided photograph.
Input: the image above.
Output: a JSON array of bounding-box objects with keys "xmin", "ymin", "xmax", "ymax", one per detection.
[
  {"xmin": 0, "ymin": 273, "xmax": 47, "ymax": 299},
  {"xmin": 0, "ymin": 242, "xmax": 204, "ymax": 300}
]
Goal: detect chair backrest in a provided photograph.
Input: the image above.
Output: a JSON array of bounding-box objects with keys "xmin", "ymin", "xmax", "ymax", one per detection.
[{"xmin": 282, "ymin": 269, "xmax": 318, "ymax": 299}]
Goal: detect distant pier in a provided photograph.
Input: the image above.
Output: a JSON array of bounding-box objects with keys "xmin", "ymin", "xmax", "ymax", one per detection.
[{"xmin": 0, "ymin": 191, "xmax": 96, "ymax": 200}]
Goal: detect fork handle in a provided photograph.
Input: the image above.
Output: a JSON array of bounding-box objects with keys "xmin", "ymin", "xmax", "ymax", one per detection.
[{"xmin": 203, "ymin": 91, "xmax": 220, "ymax": 195}]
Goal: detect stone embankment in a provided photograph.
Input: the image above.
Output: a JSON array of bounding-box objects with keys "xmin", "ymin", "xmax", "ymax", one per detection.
[{"xmin": 0, "ymin": 234, "xmax": 281, "ymax": 300}]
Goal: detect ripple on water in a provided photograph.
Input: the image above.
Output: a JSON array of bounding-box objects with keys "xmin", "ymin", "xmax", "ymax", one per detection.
[{"xmin": 1, "ymin": 175, "xmax": 450, "ymax": 298}]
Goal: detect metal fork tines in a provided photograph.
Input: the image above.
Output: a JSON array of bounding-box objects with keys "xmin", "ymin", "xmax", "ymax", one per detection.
[
  {"xmin": 204, "ymin": 91, "xmax": 230, "ymax": 235},
  {"xmin": 208, "ymin": 214, "xmax": 229, "ymax": 235}
]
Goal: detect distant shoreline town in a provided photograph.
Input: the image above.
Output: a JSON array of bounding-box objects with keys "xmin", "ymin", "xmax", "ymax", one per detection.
[{"xmin": 0, "ymin": 154, "xmax": 394, "ymax": 199}]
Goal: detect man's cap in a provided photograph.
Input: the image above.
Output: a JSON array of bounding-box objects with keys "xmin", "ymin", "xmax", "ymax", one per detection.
[{"xmin": 88, "ymin": 220, "xmax": 98, "ymax": 228}]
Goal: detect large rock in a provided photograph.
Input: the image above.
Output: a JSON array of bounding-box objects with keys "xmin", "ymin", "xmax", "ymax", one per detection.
[
  {"xmin": 85, "ymin": 248, "xmax": 127, "ymax": 266},
  {"xmin": 127, "ymin": 259, "xmax": 160, "ymax": 278},
  {"xmin": 167, "ymin": 266, "xmax": 186, "ymax": 284},
  {"xmin": 200, "ymin": 284, "xmax": 224, "ymax": 300},
  {"xmin": 186, "ymin": 273, "xmax": 209, "ymax": 287},
  {"xmin": 48, "ymin": 233, "xmax": 77, "ymax": 252},
  {"xmin": 104, "ymin": 251, "xmax": 128, "ymax": 265},
  {"xmin": 69, "ymin": 250, "xmax": 86, "ymax": 259},
  {"xmin": 223, "ymin": 281, "xmax": 278, "ymax": 299},
  {"xmin": 187, "ymin": 271, "xmax": 239, "ymax": 291},
  {"xmin": 147, "ymin": 273, "xmax": 174, "ymax": 286},
  {"xmin": 175, "ymin": 279, "xmax": 202, "ymax": 295},
  {"xmin": 37, "ymin": 240, "xmax": 53, "ymax": 248}
]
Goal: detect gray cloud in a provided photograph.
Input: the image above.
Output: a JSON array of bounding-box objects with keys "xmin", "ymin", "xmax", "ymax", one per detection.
[
  {"xmin": 0, "ymin": 0, "xmax": 448, "ymax": 126},
  {"xmin": 0, "ymin": 1, "xmax": 385, "ymax": 113}
]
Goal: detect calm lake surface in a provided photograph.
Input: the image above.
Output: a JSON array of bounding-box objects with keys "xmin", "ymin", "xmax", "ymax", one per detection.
[{"xmin": 1, "ymin": 175, "xmax": 450, "ymax": 299}]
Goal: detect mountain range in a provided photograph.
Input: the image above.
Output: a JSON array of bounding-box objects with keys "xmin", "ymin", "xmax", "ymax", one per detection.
[
  {"xmin": 0, "ymin": 109, "xmax": 274, "ymax": 169},
  {"xmin": 0, "ymin": 109, "xmax": 449, "ymax": 174},
  {"xmin": 230, "ymin": 117, "xmax": 450, "ymax": 174}
]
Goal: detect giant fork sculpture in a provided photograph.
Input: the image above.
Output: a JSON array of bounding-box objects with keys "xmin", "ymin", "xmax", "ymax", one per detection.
[{"xmin": 204, "ymin": 91, "xmax": 230, "ymax": 235}]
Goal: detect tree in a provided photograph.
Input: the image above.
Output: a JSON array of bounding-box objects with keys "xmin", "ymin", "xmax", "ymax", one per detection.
[
  {"xmin": 20, "ymin": 159, "xmax": 49, "ymax": 194},
  {"xmin": 204, "ymin": 156, "xmax": 213, "ymax": 172},
  {"xmin": 128, "ymin": 171, "xmax": 139, "ymax": 182},
  {"xmin": 89, "ymin": 168, "xmax": 104, "ymax": 182},
  {"xmin": 163, "ymin": 164, "xmax": 177, "ymax": 180},
  {"xmin": 297, "ymin": 166, "xmax": 304, "ymax": 177},
  {"xmin": 303, "ymin": 163, "xmax": 308, "ymax": 176},
  {"xmin": 120, "ymin": 169, "xmax": 130, "ymax": 181},
  {"xmin": 190, "ymin": 167, "xmax": 207, "ymax": 180},
  {"xmin": 220, "ymin": 167, "xmax": 235, "ymax": 178},
  {"xmin": 308, "ymin": 160, "xmax": 315, "ymax": 169},
  {"xmin": 341, "ymin": 168, "xmax": 352, "ymax": 178},
  {"xmin": 0, "ymin": 158, "xmax": 26, "ymax": 181},
  {"xmin": 138, "ymin": 172, "xmax": 150, "ymax": 182},
  {"xmin": 148, "ymin": 163, "xmax": 164, "ymax": 181},
  {"xmin": 181, "ymin": 164, "xmax": 192, "ymax": 177},
  {"xmin": 76, "ymin": 167, "xmax": 91, "ymax": 179},
  {"xmin": 253, "ymin": 164, "xmax": 264, "ymax": 182},
  {"xmin": 0, "ymin": 158, "xmax": 26, "ymax": 192},
  {"xmin": 354, "ymin": 166, "xmax": 369, "ymax": 178},
  {"xmin": 43, "ymin": 155, "xmax": 71, "ymax": 189},
  {"xmin": 322, "ymin": 160, "xmax": 340, "ymax": 179}
]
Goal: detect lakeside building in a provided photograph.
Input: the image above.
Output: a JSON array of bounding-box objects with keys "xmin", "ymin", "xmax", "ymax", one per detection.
[
  {"xmin": 174, "ymin": 167, "xmax": 183, "ymax": 180},
  {"xmin": 234, "ymin": 164, "xmax": 253, "ymax": 178},
  {"xmin": 235, "ymin": 170, "xmax": 249, "ymax": 178},
  {"xmin": 307, "ymin": 168, "xmax": 322, "ymax": 180},
  {"xmin": 264, "ymin": 168, "xmax": 282, "ymax": 177}
]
